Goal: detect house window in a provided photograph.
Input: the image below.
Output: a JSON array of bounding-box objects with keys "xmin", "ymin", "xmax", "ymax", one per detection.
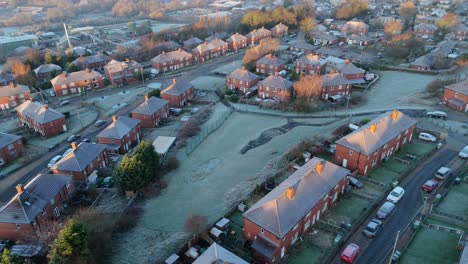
[
  {"xmin": 349, "ymin": 150, "xmax": 353, "ymax": 156},
  {"xmin": 260, "ymin": 228, "xmax": 264, "ymax": 234},
  {"xmin": 384, "ymin": 144, "xmax": 388, "ymax": 149},
  {"xmin": 50, "ymin": 199, "xmax": 55, "ymax": 205},
  {"xmin": 54, "ymin": 207, "xmax": 60, "ymax": 217},
  {"xmin": 293, "ymin": 223, "xmax": 298, "ymax": 231},
  {"xmin": 16, "ymin": 224, "xmax": 20, "ymax": 229},
  {"xmin": 7, "ymin": 144, "xmax": 14, "ymax": 150},
  {"xmin": 404, "ymin": 129, "xmax": 408, "ymax": 134}
]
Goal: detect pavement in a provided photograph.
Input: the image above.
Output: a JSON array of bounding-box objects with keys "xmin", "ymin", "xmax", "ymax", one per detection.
[{"xmin": 329, "ymin": 135, "xmax": 467, "ymax": 264}]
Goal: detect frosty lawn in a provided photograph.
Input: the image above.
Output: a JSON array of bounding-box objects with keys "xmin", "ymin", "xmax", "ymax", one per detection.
[
  {"xmin": 437, "ymin": 182, "xmax": 468, "ymax": 219},
  {"xmin": 323, "ymin": 194, "xmax": 373, "ymax": 225},
  {"xmin": 191, "ymin": 76, "xmax": 226, "ymax": 91},
  {"xmin": 400, "ymin": 227, "xmax": 461, "ymax": 264}
]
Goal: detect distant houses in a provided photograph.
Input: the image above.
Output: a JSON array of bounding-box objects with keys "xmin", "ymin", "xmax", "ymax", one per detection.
[
  {"xmin": 34, "ymin": 64, "xmax": 62, "ymax": 83},
  {"xmin": 226, "ymin": 67, "xmax": 260, "ymax": 93},
  {"xmin": 192, "ymin": 39, "xmax": 229, "ymax": 63},
  {"xmin": 295, "ymin": 53, "xmax": 326, "ymax": 75},
  {"xmin": 271, "ymin": 23, "xmax": 288, "ymax": 37},
  {"xmin": 104, "ymin": 59, "xmax": 143, "ymax": 86},
  {"xmin": 96, "ymin": 116, "xmax": 142, "ymax": 155},
  {"xmin": 71, "ymin": 54, "xmax": 110, "ymax": 71},
  {"xmin": 0, "ymin": 83, "xmax": 31, "ymax": 110},
  {"xmin": 443, "ymin": 80, "xmax": 468, "ymax": 112},
  {"xmin": 131, "ymin": 96, "xmax": 169, "ymax": 128},
  {"xmin": 50, "ymin": 69, "xmax": 105, "ymax": 96},
  {"xmin": 226, "ymin": 33, "xmax": 248, "ymax": 51},
  {"xmin": 15, "ymin": 100, "xmax": 67, "ymax": 137},
  {"xmin": 246, "ymin": 27, "xmax": 272, "ymax": 46},
  {"xmin": 257, "ymin": 74, "xmax": 293, "ymax": 102},
  {"xmin": 256, "ymin": 54, "xmax": 286, "ymax": 76},
  {"xmin": 151, "ymin": 49, "xmax": 193, "ymax": 74},
  {"xmin": 413, "ymin": 23, "xmax": 437, "ymax": 39}
]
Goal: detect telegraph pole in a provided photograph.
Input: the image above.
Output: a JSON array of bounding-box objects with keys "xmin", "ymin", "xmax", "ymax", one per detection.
[{"xmin": 389, "ymin": 230, "xmax": 400, "ymax": 264}]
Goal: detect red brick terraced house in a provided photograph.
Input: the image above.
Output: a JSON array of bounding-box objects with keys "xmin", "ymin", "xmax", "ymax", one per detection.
[
  {"xmin": 131, "ymin": 96, "xmax": 169, "ymax": 128},
  {"xmin": 341, "ymin": 20, "xmax": 369, "ymax": 36},
  {"xmin": 71, "ymin": 54, "xmax": 110, "ymax": 71},
  {"xmin": 271, "ymin": 23, "xmax": 288, "ymax": 37},
  {"xmin": 0, "ymin": 83, "xmax": 31, "ymax": 110},
  {"xmin": 151, "ymin": 49, "xmax": 193, "ymax": 74},
  {"xmin": 452, "ymin": 24, "xmax": 468, "ymax": 41},
  {"xmin": 205, "ymin": 32, "xmax": 229, "ymax": 42},
  {"xmin": 183, "ymin": 37, "xmax": 203, "ymax": 50},
  {"xmin": 192, "ymin": 39, "xmax": 229, "ymax": 63},
  {"xmin": 33, "ymin": 64, "xmax": 62, "ymax": 83},
  {"xmin": 0, "ymin": 71, "xmax": 15, "ymax": 86},
  {"xmin": 51, "ymin": 142, "xmax": 108, "ymax": 183},
  {"xmin": 256, "ymin": 54, "xmax": 286, "ymax": 76},
  {"xmin": 0, "ymin": 133, "xmax": 24, "ymax": 167},
  {"xmin": 161, "ymin": 79, "xmax": 195, "ymax": 107},
  {"xmin": 15, "ymin": 100, "xmax": 67, "ymax": 138},
  {"xmin": 96, "ymin": 116, "xmax": 142, "ymax": 155},
  {"xmin": 104, "ymin": 59, "xmax": 143, "ymax": 86},
  {"xmin": 193, "ymin": 243, "xmax": 248, "ymax": 264},
  {"xmin": 246, "ymin": 27, "xmax": 272, "ymax": 45},
  {"xmin": 311, "ymin": 32, "xmax": 339, "ymax": 46},
  {"xmin": 0, "ymin": 174, "xmax": 74, "ymax": 241},
  {"xmin": 346, "ymin": 34, "xmax": 373, "ymax": 46},
  {"xmin": 409, "ymin": 55, "xmax": 432, "ymax": 71},
  {"xmin": 243, "ymin": 158, "xmax": 350, "ymax": 263},
  {"xmin": 288, "ymin": 42, "xmax": 316, "ymax": 54},
  {"xmin": 226, "ymin": 33, "xmax": 248, "ymax": 51},
  {"xmin": 319, "ymin": 73, "xmax": 353, "ymax": 100},
  {"xmin": 295, "ymin": 53, "xmax": 326, "ymax": 75},
  {"xmin": 226, "ymin": 67, "xmax": 260, "ymax": 93},
  {"xmin": 50, "ymin": 69, "xmax": 105, "ymax": 97},
  {"xmin": 336, "ymin": 60, "xmax": 365, "ymax": 84},
  {"xmin": 258, "ymin": 74, "xmax": 293, "ymax": 102},
  {"xmin": 443, "ymin": 80, "xmax": 468, "ymax": 112},
  {"xmin": 334, "ymin": 110, "xmax": 417, "ymax": 175},
  {"xmin": 414, "ymin": 23, "xmax": 437, "ymax": 38}
]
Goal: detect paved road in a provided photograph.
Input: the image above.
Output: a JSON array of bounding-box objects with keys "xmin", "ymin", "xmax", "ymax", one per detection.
[{"xmin": 329, "ymin": 138, "xmax": 464, "ymax": 264}]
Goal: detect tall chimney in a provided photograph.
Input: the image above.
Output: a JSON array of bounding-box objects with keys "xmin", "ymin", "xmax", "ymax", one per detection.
[
  {"xmin": 172, "ymin": 79, "xmax": 177, "ymax": 84},
  {"xmin": 71, "ymin": 142, "xmax": 78, "ymax": 150},
  {"xmin": 315, "ymin": 160, "xmax": 324, "ymax": 174},
  {"xmin": 43, "ymin": 104, "xmax": 49, "ymax": 109},
  {"xmin": 112, "ymin": 115, "xmax": 118, "ymax": 122},
  {"xmin": 369, "ymin": 123, "xmax": 377, "ymax": 133},
  {"xmin": 16, "ymin": 184, "xmax": 24, "ymax": 194},
  {"xmin": 286, "ymin": 187, "xmax": 295, "ymax": 200},
  {"xmin": 391, "ymin": 110, "xmax": 399, "ymax": 120}
]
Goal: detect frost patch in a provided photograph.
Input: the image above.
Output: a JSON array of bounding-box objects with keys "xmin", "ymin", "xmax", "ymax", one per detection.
[{"xmin": 191, "ymin": 158, "xmax": 221, "ymax": 182}]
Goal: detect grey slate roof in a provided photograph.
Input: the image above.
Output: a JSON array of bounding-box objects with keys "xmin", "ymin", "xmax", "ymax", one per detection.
[
  {"xmin": 131, "ymin": 96, "xmax": 168, "ymax": 115},
  {"xmin": 0, "ymin": 71, "xmax": 15, "ymax": 84},
  {"xmin": 0, "ymin": 132, "xmax": 22, "ymax": 149},
  {"xmin": 321, "ymin": 73, "xmax": 354, "ymax": 86},
  {"xmin": 15, "ymin": 100, "xmax": 64, "ymax": 124},
  {"xmin": 259, "ymin": 75, "xmax": 293, "ymax": 90},
  {"xmin": 0, "ymin": 83, "xmax": 30, "ymax": 98},
  {"xmin": 50, "ymin": 69, "xmax": 102, "ymax": 86},
  {"xmin": 105, "ymin": 59, "xmax": 142, "ymax": 74},
  {"xmin": 271, "ymin": 23, "xmax": 288, "ymax": 32},
  {"xmin": 205, "ymin": 32, "xmax": 229, "ymax": 42},
  {"xmin": 97, "ymin": 116, "xmax": 140, "ymax": 140},
  {"xmin": 183, "ymin": 37, "xmax": 203, "ymax": 47},
  {"xmin": 193, "ymin": 243, "xmax": 248, "ymax": 264},
  {"xmin": 0, "ymin": 174, "xmax": 71, "ymax": 224},
  {"xmin": 51, "ymin": 142, "xmax": 107, "ymax": 172},
  {"xmin": 411, "ymin": 55, "xmax": 432, "ymax": 67},
  {"xmin": 151, "ymin": 49, "xmax": 192, "ymax": 63},
  {"xmin": 414, "ymin": 23, "xmax": 437, "ymax": 31},
  {"xmin": 246, "ymin": 27, "xmax": 271, "ymax": 38},
  {"xmin": 445, "ymin": 80, "xmax": 468, "ymax": 95},
  {"xmin": 257, "ymin": 54, "xmax": 286, "ymax": 67},
  {"xmin": 244, "ymin": 158, "xmax": 350, "ymax": 238},
  {"xmin": 296, "ymin": 53, "xmax": 325, "ymax": 66},
  {"xmin": 33, "ymin": 64, "xmax": 62, "ymax": 75},
  {"xmin": 228, "ymin": 68, "xmax": 259, "ymax": 82},
  {"xmin": 227, "ymin": 33, "xmax": 247, "ymax": 43},
  {"xmin": 313, "ymin": 32, "xmax": 338, "ymax": 41},
  {"xmin": 338, "ymin": 62, "xmax": 365, "ymax": 75},
  {"xmin": 161, "ymin": 79, "xmax": 193, "ymax": 96},
  {"xmin": 72, "ymin": 54, "xmax": 110, "ymax": 67},
  {"xmin": 289, "ymin": 42, "xmax": 316, "ymax": 51},
  {"xmin": 336, "ymin": 110, "xmax": 417, "ymax": 155}
]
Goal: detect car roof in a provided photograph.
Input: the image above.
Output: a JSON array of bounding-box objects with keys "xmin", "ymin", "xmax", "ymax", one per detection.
[
  {"xmin": 382, "ymin": 201, "xmax": 395, "ymax": 209},
  {"xmin": 437, "ymin": 167, "xmax": 451, "ymax": 173},
  {"xmin": 343, "ymin": 243, "xmax": 359, "ymax": 256},
  {"xmin": 420, "ymin": 132, "xmax": 433, "ymax": 136},
  {"xmin": 424, "ymin": 179, "xmax": 437, "ymax": 186},
  {"xmin": 393, "ymin": 186, "xmax": 404, "ymax": 192}
]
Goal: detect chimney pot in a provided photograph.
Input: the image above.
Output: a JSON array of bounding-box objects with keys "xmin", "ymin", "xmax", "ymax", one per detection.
[
  {"xmin": 16, "ymin": 184, "xmax": 24, "ymax": 194},
  {"xmin": 112, "ymin": 115, "xmax": 118, "ymax": 122},
  {"xmin": 43, "ymin": 104, "xmax": 49, "ymax": 109},
  {"xmin": 315, "ymin": 160, "xmax": 324, "ymax": 174},
  {"xmin": 369, "ymin": 123, "xmax": 377, "ymax": 133},
  {"xmin": 172, "ymin": 79, "xmax": 177, "ymax": 84},
  {"xmin": 345, "ymin": 59, "xmax": 351, "ymax": 64},
  {"xmin": 286, "ymin": 187, "xmax": 295, "ymax": 200},
  {"xmin": 391, "ymin": 110, "xmax": 399, "ymax": 120},
  {"xmin": 144, "ymin": 95, "xmax": 149, "ymax": 101},
  {"xmin": 71, "ymin": 142, "xmax": 77, "ymax": 150}
]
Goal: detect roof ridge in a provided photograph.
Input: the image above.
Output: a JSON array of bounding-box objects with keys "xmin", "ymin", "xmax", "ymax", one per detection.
[{"xmin": 274, "ymin": 199, "xmax": 281, "ymax": 237}]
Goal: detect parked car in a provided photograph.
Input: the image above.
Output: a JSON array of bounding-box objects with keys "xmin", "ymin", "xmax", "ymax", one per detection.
[
  {"xmin": 377, "ymin": 201, "xmax": 396, "ymax": 219},
  {"xmin": 458, "ymin": 145, "xmax": 468, "ymax": 159},
  {"xmin": 434, "ymin": 167, "xmax": 452, "ymax": 180},
  {"xmin": 422, "ymin": 179, "xmax": 439, "ymax": 193},
  {"xmin": 348, "ymin": 176, "xmax": 364, "ymax": 188},
  {"xmin": 426, "ymin": 111, "xmax": 447, "ymax": 119},
  {"xmin": 387, "ymin": 186, "xmax": 405, "ymax": 203},
  {"xmin": 340, "ymin": 243, "xmax": 360, "ymax": 263},
  {"xmin": 60, "ymin": 100, "xmax": 71, "ymax": 106},
  {"xmin": 418, "ymin": 132, "xmax": 437, "ymax": 142},
  {"xmin": 363, "ymin": 219, "xmax": 383, "ymax": 238},
  {"xmin": 67, "ymin": 134, "xmax": 80, "ymax": 143},
  {"xmin": 95, "ymin": 120, "xmax": 107, "ymax": 127},
  {"xmin": 47, "ymin": 155, "xmax": 62, "ymax": 168}
]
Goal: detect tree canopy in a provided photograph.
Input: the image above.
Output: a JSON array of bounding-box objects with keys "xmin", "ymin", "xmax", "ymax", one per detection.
[
  {"xmin": 0, "ymin": 249, "xmax": 22, "ymax": 264},
  {"xmin": 293, "ymin": 75, "xmax": 324, "ymax": 100},
  {"xmin": 399, "ymin": 1, "xmax": 416, "ymax": 18},
  {"xmin": 336, "ymin": 0, "xmax": 368, "ymax": 19},
  {"xmin": 48, "ymin": 220, "xmax": 89, "ymax": 264},
  {"xmin": 436, "ymin": 13, "xmax": 460, "ymax": 30}
]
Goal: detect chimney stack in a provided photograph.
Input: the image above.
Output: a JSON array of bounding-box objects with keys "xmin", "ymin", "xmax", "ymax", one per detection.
[
  {"xmin": 315, "ymin": 160, "xmax": 324, "ymax": 174},
  {"xmin": 85, "ymin": 68, "xmax": 91, "ymax": 73},
  {"xmin": 274, "ymin": 72, "xmax": 279, "ymax": 77},
  {"xmin": 369, "ymin": 123, "xmax": 377, "ymax": 133},
  {"xmin": 43, "ymin": 104, "xmax": 49, "ymax": 109},
  {"xmin": 112, "ymin": 115, "xmax": 118, "ymax": 122},
  {"xmin": 391, "ymin": 110, "xmax": 399, "ymax": 120},
  {"xmin": 16, "ymin": 184, "xmax": 24, "ymax": 194},
  {"xmin": 71, "ymin": 142, "xmax": 78, "ymax": 150},
  {"xmin": 144, "ymin": 95, "xmax": 149, "ymax": 101},
  {"xmin": 286, "ymin": 186, "xmax": 295, "ymax": 200},
  {"xmin": 9, "ymin": 82, "xmax": 15, "ymax": 88},
  {"xmin": 61, "ymin": 71, "xmax": 67, "ymax": 78},
  {"xmin": 345, "ymin": 59, "xmax": 351, "ymax": 64},
  {"xmin": 172, "ymin": 79, "xmax": 177, "ymax": 84}
]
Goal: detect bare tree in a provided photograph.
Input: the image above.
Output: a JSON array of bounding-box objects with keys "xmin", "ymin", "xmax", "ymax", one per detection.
[
  {"xmin": 242, "ymin": 38, "xmax": 280, "ymax": 64},
  {"xmin": 384, "ymin": 20, "xmax": 403, "ymax": 36},
  {"xmin": 293, "ymin": 75, "xmax": 324, "ymax": 100},
  {"xmin": 399, "ymin": 1, "xmax": 416, "ymax": 18},
  {"xmin": 184, "ymin": 214, "xmax": 207, "ymax": 237}
]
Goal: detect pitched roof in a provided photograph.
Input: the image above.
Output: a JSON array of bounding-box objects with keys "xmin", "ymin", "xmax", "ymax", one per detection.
[
  {"xmin": 15, "ymin": 100, "xmax": 64, "ymax": 124},
  {"xmin": 246, "ymin": 27, "xmax": 271, "ymax": 38},
  {"xmin": 321, "ymin": 73, "xmax": 354, "ymax": 87},
  {"xmin": 183, "ymin": 37, "xmax": 203, "ymax": 47},
  {"xmin": 343, "ymin": 20, "xmax": 369, "ymax": 31},
  {"xmin": 205, "ymin": 32, "xmax": 229, "ymax": 42},
  {"xmin": 414, "ymin": 23, "xmax": 437, "ymax": 31},
  {"xmin": 338, "ymin": 61, "xmax": 365, "ymax": 75},
  {"xmin": 259, "ymin": 75, "xmax": 293, "ymax": 90},
  {"xmin": 228, "ymin": 68, "xmax": 259, "ymax": 82},
  {"xmin": 97, "ymin": 116, "xmax": 140, "ymax": 140},
  {"xmin": 0, "ymin": 71, "xmax": 15, "ymax": 84},
  {"xmin": 296, "ymin": 53, "xmax": 325, "ymax": 66},
  {"xmin": 313, "ymin": 32, "xmax": 338, "ymax": 41},
  {"xmin": 50, "ymin": 69, "xmax": 102, "ymax": 86},
  {"xmin": 193, "ymin": 243, "xmax": 248, "ymax": 264},
  {"xmin": 131, "ymin": 96, "xmax": 168, "ymax": 115},
  {"xmin": 51, "ymin": 142, "xmax": 107, "ymax": 173},
  {"xmin": 193, "ymin": 39, "xmax": 228, "ymax": 54},
  {"xmin": 71, "ymin": 54, "xmax": 110, "ymax": 67},
  {"xmin": 244, "ymin": 158, "xmax": 350, "ymax": 238},
  {"xmin": 411, "ymin": 55, "xmax": 432, "ymax": 67},
  {"xmin": 151, "ymin": 49, "xmax": 192, "ymax": 63},
  {"xmin": 33, "ymin": 64, "xmax": 62, "ymax": 75},
  {"xmin": 271, "ymin": 23, "xmax": 288, "ymax": 32},
  {"xmin": 0, "ymin": 83, "xmax": 30, "ymax": 98},
  {"xmin": 0, "ymin": 174, "xmax": 71, "ymax": 224},
  {"xmin": 288, "ymin": 42, "xmax": 316, "ymax": 51},
  {"xmin": 227, "ymin": 33, "xmax": 247, "ymax": 42},
  {"xmin": 161, "ymin": 79, "xmax": 193, "ymax": 96},
  {"xmin": 105, "ymin": 59, "xmax": 142, "ymax": 74},
  {"xmin": 257, "ymin": 54, "xmax": 286, "ymax": 67},
  {"xmin": 0, "ymin": 132, "xmax": 22, "ymax": 149},
  {"xmin": 445, "ymin": 80, "xmax": 468, "ymax": 95},
  {"xmin": 336, "ymin": 110, "xmax": 417, "ymax": 155}
]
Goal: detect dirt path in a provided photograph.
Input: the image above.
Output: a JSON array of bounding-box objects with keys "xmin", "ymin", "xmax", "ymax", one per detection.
[{"xmin": 240, "ymin": 118, "xmax": 341, "ymax": 154}]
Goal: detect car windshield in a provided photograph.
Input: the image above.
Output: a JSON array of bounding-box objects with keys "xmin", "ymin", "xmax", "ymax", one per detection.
[
  {"xmin": 426, "ymin": 181, "xmax": 435, "ymax": 187},
  {"xmin": 365, "ymin": 225, "xmax": 376, "ymax": 232},
  {"xmin": 390, "ymin": 190, "xmax": 401, "ymax": 197}
]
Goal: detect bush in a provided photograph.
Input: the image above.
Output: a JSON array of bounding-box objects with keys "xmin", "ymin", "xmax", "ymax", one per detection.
[
  {"xmin": 425, "ymin": 79, "xmax": 455, "ymax": 97},
  {"xmin": 286, "ymin": 139, "xmax": 315, "ymax": 161},
  {"xmin": 165, "ymin": 157, "xmax": 180, "ymax": 171},
  {"xmin": 228, "ymin": 94, "xmax": 240, "ymax": 102},
  {"xmin": 333, "ymin": 124, "xmax": 351, "ymax": 136},
  {"xmin": 148, "ymin": 89, "xmax": 161, "ymax": 98},
  {"xmin": 225, "ymin": 89, "xmax": 233, "ymax": 95},
  {"xmin": 350, "ymin": 94, "xmax": 367, "ymax": 105},
  {"xmin": 97, "ymin": 167, "xmax": 113, "ymax": 178}
]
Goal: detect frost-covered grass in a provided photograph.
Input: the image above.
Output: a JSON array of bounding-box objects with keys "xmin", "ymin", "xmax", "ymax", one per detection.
[
  {"xmin": 324, "ymin": 195, "xmax": 372, "ymax": 225},
  {"xmin": 437, "ymin": 182, "xmax": 468, "ymax": 219},
  {"xmin": 87, "ymin": 86, "xmax": 150, "ymax": 117},
  {"xmin": 112, "ymin": 113, "xmax": 349, "ymax": 263},
  {"xmin": 400, "ymin": 227, "xmax": 460, "ymax": 264},
  {"xmin": 0, "ymin": 116, "xmax": 19, "ymax": 133},
  {"xmin": 368, "ymin": 166, "xmax": 400, "ymax": 185},
  {"xmin": 191, "ymin": 76, "xmax": 226, "ymax": 91},
  {"xmin": 210, "ymin": 59, "xmax": 243, "ymax": 74}
]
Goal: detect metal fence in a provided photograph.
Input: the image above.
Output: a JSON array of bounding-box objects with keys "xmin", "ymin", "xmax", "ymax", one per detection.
[{"xmin": 185, "ymin": 108, "xmax": 233, "ymax": 155}]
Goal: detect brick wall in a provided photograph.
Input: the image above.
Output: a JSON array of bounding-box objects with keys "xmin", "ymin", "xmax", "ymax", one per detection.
[
  {"xmin": 0, "ymin": 138, "xmax": 24, "ymax": 167},
  {"xmin": 0, "ymin": 92, "xmax": 31, "ymax": 110},
  {"xmin": 161, "ymin": 87, "xmax": 195, "ymax": 108},
  {"xmin": 443, "ymin": 88, "xmax": 468, "ymax": 112},
  {"xmin": 97, "ymin": 125, "xmax": 142, "ymax": 154},
  {"xmin": 226, "ymin": 77, "xmax": 259, "ymax": 93},
  {"xmin": 53, "ymin": 77, "xmax": 105, "ymax": 97},
  {"xmin": 131, "ymin": 105, "xmax": 169, "ymax": 128},
  {"xmin": 258, "ymin": 85, "xmax": 292, "ymax": 102}
]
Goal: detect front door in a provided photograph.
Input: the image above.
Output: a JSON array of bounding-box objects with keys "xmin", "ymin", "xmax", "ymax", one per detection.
[{"xmin": 343, "ymin": 159, "xmax": 348, "ymax": 168}]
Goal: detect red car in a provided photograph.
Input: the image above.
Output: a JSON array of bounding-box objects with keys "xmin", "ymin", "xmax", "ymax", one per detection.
[
  {"xmin": 422, "ymin": 179, "xmax": 439, "ymax": 193},
  {"xmin": 341, "ymin": 243, "xmax": 360, "ymax": 263}
]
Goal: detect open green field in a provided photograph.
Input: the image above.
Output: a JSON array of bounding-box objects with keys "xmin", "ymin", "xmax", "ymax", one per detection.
[{"xmin": 400, "ymin": 228, "xmax": 461, "ymax": 264}]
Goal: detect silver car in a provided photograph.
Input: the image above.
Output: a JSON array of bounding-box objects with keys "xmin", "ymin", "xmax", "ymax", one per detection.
[
  {"xmin": 363, "ymin": 219, "xmax": 383, "ymax": 238},
  {"xmin": 377, "ymin": 202, "xmax": 395, "ymax": 219}
]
